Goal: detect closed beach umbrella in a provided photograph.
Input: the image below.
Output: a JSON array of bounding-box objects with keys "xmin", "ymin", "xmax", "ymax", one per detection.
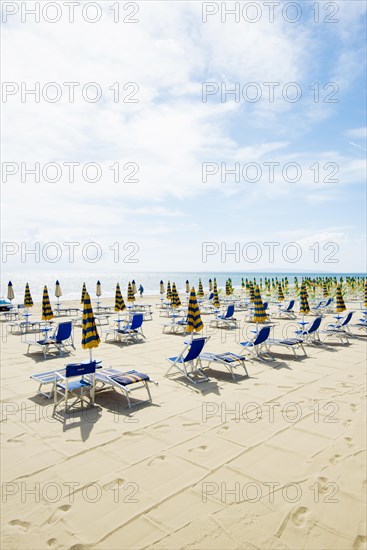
[
  {"xmin": 7, "ymin": 281, "xmax": 14, "ymax": 301},
  {"xmin": 249, "ymin": 282, "xmax": 255, "ymax": 303},
  {"xmin": 132, "ymin": 280, "xmax": 137, "ymax": 294},
  {"xmin": 322, "ymin": 282, "xmax": 328, "ymax": 298},
  {"xmin": 335, "ymin": 285, "xmax": 346, "ymax": 313},
  {"xmin": 277, "ymin": 283, "xmax": 285, "ymax": 302},
  {"xmin": 299, "ymin": 284, "xmax": 310, "ymax": 316},
  {"xmin": 170, "ymin": 282, "xmax": 181, "ymax": 308},
  {"xmin": 208, "ymin": 279, "xmax": 213, "ymax": 292},
  {"xmin": 55, "ymin": 280, "xmax": 62, "ymax": 299},
  {"xmin": 364, "ymin": 281, "xmax": 367, "ymax": 309},
  {"xmin": 166, "ymin": 281, "xmax": 172, "ymax": 300},
  {"xmin": 253, "ymin": 286, "xmax": 267, "ymax": 323},
  {"xmin": 185, "ymin": 280, "xmax": 190, "ymax": 294},
  {"xmin": 81, "ymin": 291, "xmax": 100, "ymax": 360},
  {"xmin": 225, "ymin": 280, "xmax": 231, "ymax": 296},
  {"xmin": 160, "ymin": 280, "xmax": 165, "ymax": 294},
  {"xmin": 42, "ymin": 285, "xmax": 54, "ymax": 320},
  {"xmin": 81, "ymin": 282, "xmax": 87, "ymax": 304},
  {"xmin": 115, "ymin": 283, "xmax": 126, "ymax": 312},
  {"xmin": 96, "ymin": 280, "xmax": 102, "ymax": 297},
  {"xmin": 241, "ymin": 278, "xmax": 245, "ymax": 289},
  {"xmin": 213, "ymin": 280, "xmax": 220, "ymax": 308},
  {"xmin": 197, "ymin": 279, "xmax": 204, "ymax": 298},
  {"xmin": 24, "ymin": 283, "xmax": 33, "ymax": 308},
  {"xmin": 127, "ymin": 282, "xmax": 135, "ymax": 303},
  {"xmin": 186, "ymin": 287, "xmax": 204, "ymax": 335}
]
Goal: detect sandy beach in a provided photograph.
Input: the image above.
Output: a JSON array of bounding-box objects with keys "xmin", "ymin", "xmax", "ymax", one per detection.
[{"xmin": 0, "ymin": 295, "xmax": 366, "ymax": 550}]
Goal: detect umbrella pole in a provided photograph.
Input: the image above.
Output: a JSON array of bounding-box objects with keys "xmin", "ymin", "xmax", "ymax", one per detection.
[{"xmin": 89, "ymin": 349, "xmax": 93, "ymax": 363}]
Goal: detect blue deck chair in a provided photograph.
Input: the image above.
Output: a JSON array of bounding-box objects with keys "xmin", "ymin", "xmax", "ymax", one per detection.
[
  {"xmin": 166, "ymin": 337, "xmax": 208, "ymax": 383},
  {"xmin": 239, "ymin": 326, "xmax": 272, "ymax": 360},
  {"xmin": 91, "ymin": 368, "xmax": 158, "ymax": 409},
  {"xmin": 295, "ymin": 316, "xmax": 322, "ymax": 344},
  {"xmin": 54, "ymin": 361, "xmax": 97, "ymax": 412},
  {"xmin": 278, "ymin": 300, "xmax": 296, "ymax": 318},
  {"xmin": 27, "ymin": 321, "xmax": 75, "ymax": 358},
  {"xmin": 323, "ymin": 312, "xmax": 354, "ymax": 343},
  {"xmin": 162, "ymin": 315, "xmax": 188, "ymax": 334},
  {"xmin": 199, "ymin": 351, "xmax": 248, "ymax": 379},
  {"xmin": 106, "ymin": 313, "xmax": 145, "ymax": 343},
  {"xmin": 31, "ymin": 359, "xmax": 102, "ymax": 398},
  {"xmin": 266, "ymin": 337, "xmax": 306, "ymax": 358},
  {"xmin": 210, "ymin": 304, "xmax": 238, "ymax": 329}
]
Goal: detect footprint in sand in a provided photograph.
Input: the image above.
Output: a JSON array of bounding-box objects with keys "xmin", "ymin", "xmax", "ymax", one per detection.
[
  {"xmin": 329, "ymin": 453, "xmax": 342, "ymax": 464},
  {"xmin": 290, "ymin": 506, "xmax": 310, "ymax": 527},
  {"xmin": 345, "ymin": 437, "xmax": 354, "ymax": 447},
  {"xmin": 46, "ymin": 504, "xmax": 71, "ymax": 525},
  {"xmin": 152, "ymin": 424, "xmax": 169, "ymax": 432},
  {"xmin": 147, "ymin": 455, "xmax": 166, "ymax": 467},
  {"xmin": 102, "ymin": 478, "xmax": 125, "ymax": 491},
  {"xmin": 350, "ymin": 404, "xmax": 357, "ymax": 412},
  {"xmin": 8, "ymin": 519, "xmax": 30, "ymax": 532},
  {"xmin": 182, "ymin": 422, "xmax": 200, "ymax": 429},
  {"xmin": 47, "ymin": 538, "xmax": 58, "ymax": 548},
  {"xmin": 353, "ymin": 535, "xmax": 367, "ymax": 549},
  {"xmin": 122, "ymin": 431, "xmax": 141, "ymax": 438},
  {"xmin": 189, "ymin": 445, "xmax": 208, "ymax": 454}
]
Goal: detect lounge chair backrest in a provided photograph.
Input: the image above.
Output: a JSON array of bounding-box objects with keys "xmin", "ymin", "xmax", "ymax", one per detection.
[
  {"xmin": 226, "ymin": 304, "xmax": 235, "ymax": 318},
  {"xmin": 263, "ymin": 302, "xmax": 268, "ymax": 310},
  {"xmin": 65, "ymin": 361, "xmax": 96, "ymax": 378},
  {"xmin": 254, "ymin": 326, "xmax": 271, "ymax": 345},
  {"xmin": 287, "ymin": 300, "xmax": 295, "ymax": 310},
  {"xmin": 325, "ymin": 298, "xmax": 333, "ymax": 306},
  {"xmin": 342, "ymin": 312, "xmax": 353, "ymax": 326},
  {"xmin": 130, "ymin": 313, "xmax": 144, "ymax": 330},
  {"xmin": 308, "ymin": 317, "xmax": 322, "ymax": 333},
  {"xmin": 55, "ymin": 321, "xmax": 72, "ymax": 342},
  {"xmin": 184, "ymin": 337, "xmax": 206, "ymax": 362},
  {"xmin": 208, "ymin": 292, "xmax": 214, "ymax": 300}
]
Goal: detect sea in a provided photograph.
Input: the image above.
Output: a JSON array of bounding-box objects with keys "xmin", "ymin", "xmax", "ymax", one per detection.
[{"xmin": 1, "ymin": 271, "xmax": 365, "ymax": 303}]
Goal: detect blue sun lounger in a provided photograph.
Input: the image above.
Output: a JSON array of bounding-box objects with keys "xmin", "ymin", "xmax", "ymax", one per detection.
[{"xmin": 166, "ymin": 337, "xmax": 209, "ymax": 383}]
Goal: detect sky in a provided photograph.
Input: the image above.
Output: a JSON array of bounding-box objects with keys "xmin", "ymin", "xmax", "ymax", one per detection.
[{"xmin": 1, "ymin": 0, "xmax": 366, "ymax": 275}]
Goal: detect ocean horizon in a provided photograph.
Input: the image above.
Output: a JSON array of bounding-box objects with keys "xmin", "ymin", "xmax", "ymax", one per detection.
[{"xmin": 1, "ymin": 270, "xmax": 365, "ymax": 303}]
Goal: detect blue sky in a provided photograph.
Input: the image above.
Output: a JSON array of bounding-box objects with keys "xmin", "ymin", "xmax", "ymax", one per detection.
[{"xmin": 2, "ymin": 0, "xmax": 366, "ymax": 273}]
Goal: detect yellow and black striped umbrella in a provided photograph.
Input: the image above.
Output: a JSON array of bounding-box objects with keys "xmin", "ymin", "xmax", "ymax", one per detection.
[
  {"xmin": 127, "ymin": 282, "xmax": 135, "ymax": 303},
  {"xmin": 81, "ymin": 282, "xmax": 87, "ymax": 304},
  {"xmin": 82, "ymin": 292, "xmax": 100, "ymax": 355},
  {"xmin": 166, "ymin": 281, "xmax": 172, "ymax": 300},
  {"xmin": 96, "ymin": 280, "xmax": 102, "ymax": 297},
  {"xmin": 197, "ymin": 279, "xmax": 204, "ymax": 298},
  {"xmin": 277, "ymin": 283, "xmax": 285, "ymax": 302},
  {"xmin": 213, "ymin": 280, "xmax": 220, "ymax": 308},
  {"xmin": 7, "ymin": 281, "xmax": 14, "ymax": 301},
  {"xmin": 115, "ymin": 283, "xmax": 126, "ymax": 312},
  {"xmin": 186, "ymin": 287, "xmax": 204, "ymax": 334},
  {"xmin": 335, "ymin": 285, "xmax": 346, "ymax": 313},
  {"xmin": 160, "ymin": 280, "xmax": 165, "ymax": 294},
  {"xmin": 225, "ymin": 280, "xmax": 231, "ymax": 296},
  {"xmin": 24, "ymin": 283, "xmax": 33, "ymax": 308},
  {"xmin": 322, "ymin": 282, "xmax": 328, "ymax": 298},
  {"xmin": 364, "ymin": 281, "xmax": 367, "ymax": 309},
  {"xmin": 249, "ymin": 282, "xmax": 255, "ymax": 303},
  {"xmin": 185, "ymin": 280, "xmax": 190, "ymax": 293},
  {"xmin": 253, "ymin": 286, "xmax": 267, "ymax": 323},
  {"xmin": 170, "ymin": 282, "xmax": 181, "ymax": 308},
  {"xmin": 208, "ymin": 279, "xmax": 213, "ymax": 292},
  {"xmin": 299, "ymin": 284, "xmax": 310, "ymax": 315},
  {"xmin": 42, "ymin": 285, "xmax": 54, "ymax": 320}
]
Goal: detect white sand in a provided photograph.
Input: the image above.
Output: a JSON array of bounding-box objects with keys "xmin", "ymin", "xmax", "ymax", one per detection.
[{"xmin": 1, "ymin": 296, "xmax": 366, "ymax": 550}]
